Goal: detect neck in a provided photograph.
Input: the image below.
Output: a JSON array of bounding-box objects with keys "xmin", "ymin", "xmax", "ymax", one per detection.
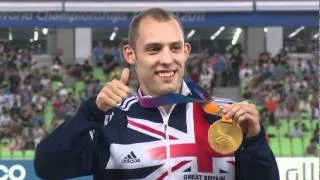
[
  {"xmin": 139, "ymin": 83, "xmax": 183, "ymax": 97},
  {"xmin": 162, "ymin": 104, "xmax": 173, "ymax": 113},
  {"xmin": 139, "ymin": 83, "xmax": 184, "ymax": 113}
]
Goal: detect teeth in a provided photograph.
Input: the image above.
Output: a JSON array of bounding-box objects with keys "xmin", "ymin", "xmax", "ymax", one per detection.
[{"xmin": 158, "ymin": 71, "xmax": 174, "ymax": 77}]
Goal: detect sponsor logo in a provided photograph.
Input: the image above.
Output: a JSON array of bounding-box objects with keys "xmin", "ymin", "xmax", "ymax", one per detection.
[
  {"xmin": 277, "ymin": 157, "xmax": 319, "ymax": 180},
  {"xmin": 0, "ymin": 164, "xmax": 26, "ymax": 180},
  {"xmin": 285, "ymin": 163, "xmax": 317, "ymax": 180},
  {"xmin": 121, "ymin": 151, "xmax": 141, "ymax": 164}
]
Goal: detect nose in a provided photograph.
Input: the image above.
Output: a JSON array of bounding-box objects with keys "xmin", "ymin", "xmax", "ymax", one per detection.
[{"xmin": 159, "ymin": 47, "xmax": 174, "ymax": 65}]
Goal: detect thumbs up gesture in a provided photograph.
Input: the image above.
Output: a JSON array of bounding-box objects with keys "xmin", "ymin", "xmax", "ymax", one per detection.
[{"xmin": 96, "ymin": 68, "xmax": 131, "ymax": 111}]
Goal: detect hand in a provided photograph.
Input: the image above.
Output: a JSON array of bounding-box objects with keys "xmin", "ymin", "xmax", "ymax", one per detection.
[
  {"xmin": 96, "ymin": 68, "xmax": 131, "ymax": 111},
  {"xmin": 222, "ymin": 101, "xmax": 261, "ymax": 138}
]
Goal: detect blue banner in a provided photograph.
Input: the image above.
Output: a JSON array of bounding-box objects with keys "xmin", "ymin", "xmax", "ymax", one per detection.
[
  {"xmin": 0, "ymin": 160, "xmax": 38, "ymax": 180},
  {"xmin": 0, "ymin": 12, "xmax": 317, "ymax": 28},
  {"xmin": 1, "ymin": 158, "xmax": 319, "ymax": 179},
  {"xmin": 0, "ymin": 160, "xmax": 91, "ymax": 180}
]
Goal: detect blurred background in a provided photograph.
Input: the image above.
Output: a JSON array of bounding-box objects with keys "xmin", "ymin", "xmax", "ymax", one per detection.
[{"xmin": 0, "ymin": 0, "xmax": 318, "ymax": 179}]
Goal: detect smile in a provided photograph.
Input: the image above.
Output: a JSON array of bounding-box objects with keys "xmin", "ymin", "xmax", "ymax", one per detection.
[
  {"xmin": 155, "ymin": 70, "xmax": 177, "ymax": 78},
  {"xmin": 158, "ymin": 71, "xmax": 174, "ymax": 77}
]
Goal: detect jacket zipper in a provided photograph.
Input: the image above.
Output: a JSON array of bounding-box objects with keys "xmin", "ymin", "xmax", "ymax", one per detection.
[
  {"xmin": 163, "ymin": 115, "xmax": 171, "ymax": 179},
  {"xmin": 159, "ymin": 106, "xmax": 174, "ymax": 180}
]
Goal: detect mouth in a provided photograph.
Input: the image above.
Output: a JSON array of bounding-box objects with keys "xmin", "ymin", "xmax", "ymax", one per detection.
[{"xmin": 155, "ymin": 70, "xmax": 177, "ymax": 80}]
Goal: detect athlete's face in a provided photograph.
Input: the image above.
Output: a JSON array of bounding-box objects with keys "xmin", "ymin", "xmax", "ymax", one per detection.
[{"xmin": 124, "ymin": 17, "xmax": 191, "ymax": 96}]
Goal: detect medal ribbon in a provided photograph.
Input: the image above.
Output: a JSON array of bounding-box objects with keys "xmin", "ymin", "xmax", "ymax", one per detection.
[{"xmin": 136, "ymin": 78, "xmax": 242, "ymax": 154}]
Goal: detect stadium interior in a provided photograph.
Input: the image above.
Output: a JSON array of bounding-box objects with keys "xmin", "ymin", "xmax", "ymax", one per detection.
[{"xmin": 0, "ymin": 1, "xmax": 318, "ymax": 179}]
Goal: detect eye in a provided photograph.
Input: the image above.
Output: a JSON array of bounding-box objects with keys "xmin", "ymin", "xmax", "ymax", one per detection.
[
  {"xmin": 146, "ymin": 46, "xmax": 161, "ymax": 55},
  {"xmin": 171, "ymin": 45, "xmax": 182, "ymax": 52},
  {"xmin": 148, "ymin": 47, "xmax": 160, "ymax": 52}
]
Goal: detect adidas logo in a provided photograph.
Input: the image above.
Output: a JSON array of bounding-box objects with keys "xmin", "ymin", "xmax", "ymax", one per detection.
[{"xmin": 121, "ymin": 151, "xmax": 141, "ymax": 163}]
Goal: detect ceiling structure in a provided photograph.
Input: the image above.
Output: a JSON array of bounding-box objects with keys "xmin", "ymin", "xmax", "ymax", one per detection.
[{"xmin": 0, "ymin": 27, "xmax": 317, "ymax": 41}]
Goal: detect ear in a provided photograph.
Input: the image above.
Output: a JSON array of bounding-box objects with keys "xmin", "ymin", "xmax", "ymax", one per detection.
[
  {"xmin": 123, "ymin": 44, "xmax": 136, "ymax": 65},
  {"xmin": 184, "ymin": 42, "xmax": 191, "ymax": 59}
]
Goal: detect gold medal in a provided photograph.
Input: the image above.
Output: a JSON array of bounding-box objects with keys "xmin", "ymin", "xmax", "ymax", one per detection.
[
  {"xmin": 208, "ymin": 119, "xmax": 243, "ymax": 154},
  {"xmin": 203, "ymin": 101, "xmax": 243, "ymax": 154}
]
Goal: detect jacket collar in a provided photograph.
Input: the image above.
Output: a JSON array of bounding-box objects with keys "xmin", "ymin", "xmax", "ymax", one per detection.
[{"xmin": 137, "ymin": 80, "xmax": 191, "ymax": 98}]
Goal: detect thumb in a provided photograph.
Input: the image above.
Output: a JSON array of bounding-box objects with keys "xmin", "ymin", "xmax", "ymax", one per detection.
[{"xmin": 120, "ymin": 68, "xmax": 130, "ymax": 84}]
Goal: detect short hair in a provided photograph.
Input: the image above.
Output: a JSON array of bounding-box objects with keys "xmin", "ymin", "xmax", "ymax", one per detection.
[{"xmin": 128, "ymin": 8, "xmax": 184, "ymax": 49}]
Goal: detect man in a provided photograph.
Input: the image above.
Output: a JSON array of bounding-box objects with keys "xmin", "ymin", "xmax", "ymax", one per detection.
[{"xmin": 34, "ymin": 8, "xmax": 279, "ymax": 180}]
